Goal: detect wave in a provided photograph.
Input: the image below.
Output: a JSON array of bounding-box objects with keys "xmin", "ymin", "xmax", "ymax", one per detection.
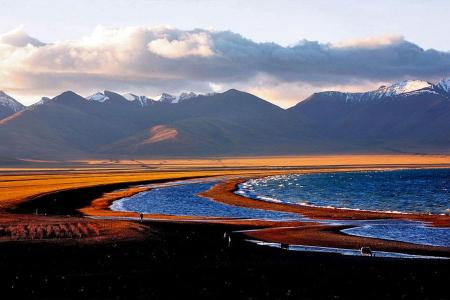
[
  {"xmin": 110, "ymin": 198, "xmax": 128, "ymax": 211},
  {"xmin": 249, "ymin": 193, "xmax": 413, "ymax": 215},
  {"xmin": 235, "ymin": 169, "xmax": 450, "ymax": 216}
]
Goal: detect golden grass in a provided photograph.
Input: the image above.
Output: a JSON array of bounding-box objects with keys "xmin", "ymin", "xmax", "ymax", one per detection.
[
  {"xmin": 0, "ymin": 222, "xmax": 101, "ymax": 240},
  {"xmin": 76, "ymin": 154, "xmax": 450, "ymax": 168},
  {"xmin": 0, "ymin": 214, "xmax": 148, "ymax": 242},
  {"xmin": 0, "ymin": 170, "xmax": 229, "ymax": 209}
]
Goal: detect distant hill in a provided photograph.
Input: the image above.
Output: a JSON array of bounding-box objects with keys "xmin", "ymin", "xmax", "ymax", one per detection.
[{"xmin": 0, "ymin": 78, "xmax": 449, "ymax": 159}]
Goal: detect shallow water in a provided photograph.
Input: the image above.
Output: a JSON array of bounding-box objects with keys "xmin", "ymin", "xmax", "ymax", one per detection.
[
  {"xmin": 338, "ymin": 219, "xmax": 450, "ymax": 247},
  {"xmin": 236, "ymin": 168, "xmax": 450, "ymax": 215},
  {"xmin": 246, "ymin": 240, "xmax": 448, "ymax": 259}
]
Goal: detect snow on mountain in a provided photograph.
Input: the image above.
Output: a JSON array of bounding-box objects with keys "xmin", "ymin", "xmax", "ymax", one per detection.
[
  {"xmin": 122, "ymin": 93, "xmax": 138, "ymax": 102},
  {"xmin": 320, "ymin": 79, "xmax": 444, "ymax": 103},
  {"xmin": 178, "ymin": 92, "xmax": 197, "ymax": 102},
  {"xmin": 376, "ymin": 80, "xmax": 432, "ymax": 97},
  {"xmin": 158, "ymin": 93, "xmax": 177, "ymax": 103},
  {"xmin": 86, "ymin": 90, "xmax": 202, "ymax": 105},
  {"xmin": 34, "ymin": 97, "xmax": 51, "ymax": 106},
  {"xmin": 158, "ymin": 92, "xmax": 199, "ymax": 103},
  {"xmin": 0, "ymin": 91, "xmax": 24, "ymax": 112},
  {"xmin": 122, "ymin": 93, "xmax": 154, "ymax": 107},
  {"xmin": 437, "ymin": 78, "xmax": 450, "ymax": 93},
  {"xmin": 86, "ymin": 91, "xmax": 199, "ymax": 106},
  {"xmin": 86, "ymin": 92, "xmax": 109, "ymax": 103}
]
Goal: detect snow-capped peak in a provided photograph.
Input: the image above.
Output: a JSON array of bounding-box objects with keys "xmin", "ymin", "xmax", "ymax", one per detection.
[
  {"xmin": 319, "ymin": 79, "xmax": 443, "ymax": 104},
  {"xmin": 377, "ymin": 80, "xmax": 432, "ymax": 97},
  {"xmin": 122, "ymin": 93, "xmax": 154, "ymax": 107},
  {"xmin": 158, "ymin": 92, "xmax": 199, "ymax": 104},
  {"xmin": 178, "ymin": 92, "xmax": 197, "ymax": 102},
  {"xmin": 158, "ymin": 93, "xmax": 177, "ymax": 103},
  {"xmin": 35, "ymin": 97, "xmax": 51, "ymax": 105},
  {"xmin": 0, "ymin": 91, "xmax": 24, "ymax": 112},
  {"xmin": 86, "ymin": 92, "xmax": 109, "ymax": 103},
  {"xmin": 122, "ymin": 93, "xmax": 138, "ymax": 102},
  {"xmin": 437, "ymin": 78, "xmax": 450, "ymax": 93}
]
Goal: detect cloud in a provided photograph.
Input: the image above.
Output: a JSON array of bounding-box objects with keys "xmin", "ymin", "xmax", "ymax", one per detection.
[
  {"xmin": 331, "ymin": 35, "xmax": 404, "ymax": 49},
  {"xmin": 147, "ymin": 32, "xmax": 214, "ymax": 58},
  {"xmin": 0, "ymin": 27, "xmax": 46, "ymax": 47},
  {"xmin": 0, "ymin": 26, "xmax": 449, "ymax": 106}
]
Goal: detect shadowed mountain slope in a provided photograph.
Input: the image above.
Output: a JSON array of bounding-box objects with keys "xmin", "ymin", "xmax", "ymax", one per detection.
[
  {"xmin": 288, "ymin": 80, "xmax": 450, "ymax": 153},
  {"xmin": 0, "ymin": 79, "xmax": 449, "ymax": 159}
]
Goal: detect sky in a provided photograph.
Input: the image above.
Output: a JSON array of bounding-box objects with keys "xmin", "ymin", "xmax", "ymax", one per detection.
[{"xmin": 0, "ymin": 0, "xmax": 449, "ymax": 107}]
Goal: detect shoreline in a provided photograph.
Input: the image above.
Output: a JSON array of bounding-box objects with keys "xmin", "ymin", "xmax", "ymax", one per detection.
[
  {"xmin": 237, "ymin": 224, "xmax": 450, "ymax": 257},
  {"xmin": 1, "ymin": 163, "xmax": 448, "ymax": 255},
  {"xmin": 0, "ymin": 157, "xmax": 449, "ymax": 298},
  {"xmin": 75, "ymin": 166, "xmax": 450, "ymax": 257},
  {"xmin": 200, "ymin": 177, "xmax": 450, "ymax": 228},
  {"xmin": 83, "ymin": 165, "xmax": 450, "ymax": 223},
  {"xmin": 80, "ymin": 177, "xmax": 312, "ymax": 228}
]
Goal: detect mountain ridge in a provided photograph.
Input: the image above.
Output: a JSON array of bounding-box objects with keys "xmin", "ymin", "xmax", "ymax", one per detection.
[
  {"xmin": 0, "ymin": 78, "xmax": 449, "ymax": 159},
  {"xmin": 302, "ymin": 79, "xmax": 450, "ymax": 105}
]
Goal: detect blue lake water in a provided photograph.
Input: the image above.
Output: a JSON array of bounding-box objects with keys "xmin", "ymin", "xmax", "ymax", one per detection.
[
  {"xmin": 110, "ymin": 172, "xmax": 450, "ymax": 248},
  {"xmin": 340, "ymin": 219, "xmax": 450, "ymax": 247},
  {"xmin": 111, "ymin": 180, "xmax": 302, "ymax": 220},
  {"xmin": 236, "ymin": 169, "xmax": 450, "ymax": 215},
  {"xmin": 247, "ymin": 240, "xmax": 448, "ymax": 259}
]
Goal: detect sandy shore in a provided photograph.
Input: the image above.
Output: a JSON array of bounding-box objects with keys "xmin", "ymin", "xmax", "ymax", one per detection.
[{"xmin": 240, "ymin": 224, "xmax": 450, "ymax": 257}]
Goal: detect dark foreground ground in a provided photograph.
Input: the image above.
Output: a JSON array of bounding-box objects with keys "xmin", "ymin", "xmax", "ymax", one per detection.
[{"xmin": 0, "ymin": 221, "xmax": 448, "ymax": 300}]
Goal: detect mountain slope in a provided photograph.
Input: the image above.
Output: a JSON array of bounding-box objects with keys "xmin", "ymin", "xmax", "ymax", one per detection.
[
  {"xmin": 288, "ymin": 80, "xmax": 450, "ymax": 153},
  {"xmin": 0, "ymin": 91, "xmax": 146, "ymax": 158},
  {"xmin": 99, "ymin": 89, "xmax": 306, "ymax": 156},
  {"xmin": 0, "ymin": 89, "xmax": 306, "ymax": 158},
  {"xmin": 0, "ymin": 79, "xmax": 449, "ymax": 159}
]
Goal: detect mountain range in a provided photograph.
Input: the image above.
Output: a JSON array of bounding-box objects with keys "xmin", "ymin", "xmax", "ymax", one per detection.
[{"xmin": 0, "ymin": 78, "xmax": 449, "ymax": 159}]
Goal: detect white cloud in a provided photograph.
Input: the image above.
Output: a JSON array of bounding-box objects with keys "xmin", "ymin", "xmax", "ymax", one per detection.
[
  {"xmin": 208, "ymin": 82, "xmax": 224, "ymax": 92},
  {"xmin": 331, "ymin": 35, "xmax": 404, "ymax": 49},
  {"xmin": 0, "ymin": 26, "xmax": 449, "ymax": 106},
  {"xmin": 147, "ymin": 32, "xmax": 214, "ymax": 58},
  {"xmin": 0, "ymin": 26, "xmax": 46, "ymax": 47}
]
